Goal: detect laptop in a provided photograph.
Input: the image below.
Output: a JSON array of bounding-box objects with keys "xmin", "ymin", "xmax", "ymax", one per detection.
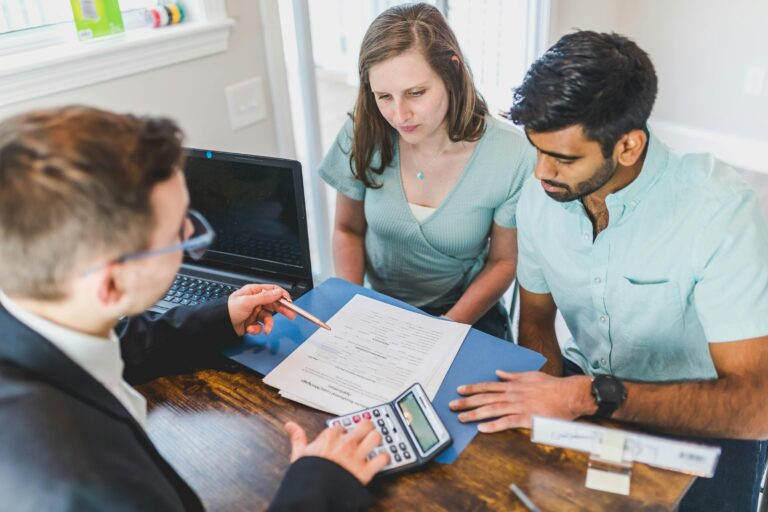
[{"xmin": 150, "ymin": 148, "xmax": 313, "ymax": 314}]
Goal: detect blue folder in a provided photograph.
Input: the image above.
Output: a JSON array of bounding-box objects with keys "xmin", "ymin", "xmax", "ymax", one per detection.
[{"xmin": 222, "ymin": 278, "xmax": 546, "ymax": 463}]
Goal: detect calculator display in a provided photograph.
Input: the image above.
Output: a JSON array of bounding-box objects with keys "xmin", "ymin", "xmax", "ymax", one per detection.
[{"xmin": 397, "ymin": 392, "xmax": 439, "ymax": 453}]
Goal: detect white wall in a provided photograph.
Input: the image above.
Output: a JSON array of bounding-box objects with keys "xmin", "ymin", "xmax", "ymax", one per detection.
[
  {"xmin": 548, "ymin": 0, "xmax": 768, "ymax": 173},
  {"xmin": 616, "ymin": 0, "xmax": 767, "ymax": 143},
  {"xmin": 0, "ymin": 0, "xmax": 279, "ymax": 156},
  {"xmin": 548, "ymin": 0, "xmax": 620, "ymax": 39}
]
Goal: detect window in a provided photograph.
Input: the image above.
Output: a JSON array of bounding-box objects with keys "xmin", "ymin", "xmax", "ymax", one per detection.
[
  {"xmin": 0, "ymin": 0, "xmax": 159, "ymax": 34},
  {"xmin": 0, "ymin": 0, "xmax": 234, "ymax": 107},
  {"xmin": 446, "ymin": 0, "xmax": 529, "ymax": 112},
  {"xmin": 0, "ymin": 1, "xmax": 73, "ymax": 34}
]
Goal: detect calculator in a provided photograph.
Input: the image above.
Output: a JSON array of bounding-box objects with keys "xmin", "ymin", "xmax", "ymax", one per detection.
[{"xmin": 326, "ymin": 383, "xmax": 452, "ymax": 475}]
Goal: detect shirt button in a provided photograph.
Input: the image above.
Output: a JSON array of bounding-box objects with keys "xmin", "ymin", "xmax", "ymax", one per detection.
[
  {"xmin": 601, "ymin": 358, "xmax": 607, "ymax": 365},
  {"xmin": 591, "ymin": 360, "xmax": 600, "ymax": 369},
  {"xmin": 583, "ymin": 233, "xmax": 590, "ymax": 240},
  {"xmin": 630, "ymin": 201, "xmax": 638, "ymax": 208},
  {"xmin": 599, "ymin": 315, "xmax": 607, "ymax": 323},
  {"xmin": 594, "ymin": 277, "xmax": 602, "ymax": 284}
]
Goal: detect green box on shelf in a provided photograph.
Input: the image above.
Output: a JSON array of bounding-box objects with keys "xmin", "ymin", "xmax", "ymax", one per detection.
[{"xmin": 70, "ymin": 0, "xmax": 125, "ymax": 40}]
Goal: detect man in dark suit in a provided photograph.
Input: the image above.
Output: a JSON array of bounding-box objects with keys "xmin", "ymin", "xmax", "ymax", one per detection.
[{"xmin": 0, "ymin": 106, "xmax": 389, "ymax": 511}]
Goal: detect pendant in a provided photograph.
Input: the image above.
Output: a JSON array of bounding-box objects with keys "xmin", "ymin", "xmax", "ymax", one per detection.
[{"xmin": 416, "ymin": 171, "xmax": 425, "ymax": 180}]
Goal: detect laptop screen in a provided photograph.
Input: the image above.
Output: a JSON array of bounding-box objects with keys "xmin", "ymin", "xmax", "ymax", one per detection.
[{"xmin": 183, "ymin": 149, "xmax": 312, "ymax": 283}]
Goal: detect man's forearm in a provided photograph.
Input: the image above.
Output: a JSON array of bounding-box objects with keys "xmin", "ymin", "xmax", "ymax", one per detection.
[
  {"xmin": 620, "ymin": 374, "xmax": 768, "ymax": 439},
  {"xmin": 568, "ymin": 373, "xmax": 768, "ymax": 440},
  {"xmin": 518, "ymin": 319, "xmax": 563, "ymax": 376}
]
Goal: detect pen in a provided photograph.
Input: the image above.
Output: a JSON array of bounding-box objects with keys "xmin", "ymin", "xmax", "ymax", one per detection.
[
  {"xmin": 509, "ymin": 484, "xmax": 540, "ymax": 512},
  {"xmin": 278, "ymin": 298, "xmax": 331, "ymax": 331}
]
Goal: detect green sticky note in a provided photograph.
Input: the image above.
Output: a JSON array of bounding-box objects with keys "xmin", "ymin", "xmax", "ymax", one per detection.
[{"xmin": 70, "ymin": 0, "xmax": 125, "ymax": 40}]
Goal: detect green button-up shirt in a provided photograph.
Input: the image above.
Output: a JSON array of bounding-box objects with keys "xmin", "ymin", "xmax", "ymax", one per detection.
[
  {"xmin": 320, "ymin": 117, "xmax": 534, "ymax": 309},
  {"xmin": 517, "ymin": 132, "xmax": 768, "ymax": 381}
]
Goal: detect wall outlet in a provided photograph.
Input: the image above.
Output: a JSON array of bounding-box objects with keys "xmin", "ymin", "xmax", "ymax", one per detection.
[
  {"xmin": 225, "ymin": 77, "xmax": 268, "ymax": 130},
  {"xmin": 743, "ymin": 66, "xmax": 766, "ymax": 97}
]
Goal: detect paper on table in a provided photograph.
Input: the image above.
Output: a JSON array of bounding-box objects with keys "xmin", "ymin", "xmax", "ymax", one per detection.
[
  {"xmin": 531, "ymin": 416, "xmax": 721, "ymax": 477},
  {"xmin": 264, "ymin": 294, "xmax": 470, "ymax": 415},
  {"xmin": 280, "ymin": 390, "xmax": 326, "ymax": 411}
]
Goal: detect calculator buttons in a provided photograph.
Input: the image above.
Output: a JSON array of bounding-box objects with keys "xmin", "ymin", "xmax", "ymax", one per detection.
[{"xmin": 327, "ymin": 402, "xmax": 428, "ymax": 472}]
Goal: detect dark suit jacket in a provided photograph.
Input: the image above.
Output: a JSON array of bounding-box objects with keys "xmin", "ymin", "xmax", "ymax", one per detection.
[{"xmin": 0, "ymin": 299, "xmax": 372, "ymax": 511}]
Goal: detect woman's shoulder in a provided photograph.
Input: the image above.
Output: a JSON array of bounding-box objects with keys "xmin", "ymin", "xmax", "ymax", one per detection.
[
  {"xmin": 473, "ymin": 115, "xmax": 535, "ymax": 169},
  {"xmin": 332, "ymin": 116, "xmax": 355, "ymax": 152},
  {"xmin": 482, "ymin": 115, "xmax": 528, "ymax": 145}
]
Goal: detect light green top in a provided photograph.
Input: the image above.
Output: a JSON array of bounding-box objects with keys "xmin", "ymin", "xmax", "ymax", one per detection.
[
  {"xmin": 517, "ymin": 131, "xmax": 768, "ymax": 381},
  {"xmin": 319, "ymin": 116, "xmax": 535, "ymax": 309}
]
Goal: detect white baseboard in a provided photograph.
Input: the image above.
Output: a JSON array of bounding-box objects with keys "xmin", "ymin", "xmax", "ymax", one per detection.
[{"xmin": 650, "ymin": 119, "xmax": 768, "ymax": 175}]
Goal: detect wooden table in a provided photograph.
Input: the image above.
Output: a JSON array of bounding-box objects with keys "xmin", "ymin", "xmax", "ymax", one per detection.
[{"xmin": 136, "ymin": 356, "xmax": 694, "ymax": 511}]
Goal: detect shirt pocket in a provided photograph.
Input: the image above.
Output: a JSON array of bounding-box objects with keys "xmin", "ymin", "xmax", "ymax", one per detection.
[{"xmin": 613, "ymin": 276, "xmax": 684, "ymax": 348}]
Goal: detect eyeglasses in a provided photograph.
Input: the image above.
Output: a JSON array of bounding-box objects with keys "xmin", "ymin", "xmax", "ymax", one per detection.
[{"xmin": 84, "ymin": 209, "xmax": 215, "ymax": 274}]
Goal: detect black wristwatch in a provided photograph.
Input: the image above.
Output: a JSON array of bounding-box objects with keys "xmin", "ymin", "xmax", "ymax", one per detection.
[{"xmin": 591, "ymin": 374, "xmax": 627, "ymax": 419}]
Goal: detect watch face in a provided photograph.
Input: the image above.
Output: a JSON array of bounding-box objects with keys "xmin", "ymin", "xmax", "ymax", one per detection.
[
  {"xmin": 595, "ymin": 375, "xmax": 625, "ymax": 403},
  {"xmin": 603, "ymin": 381, "xmax": 619, "ymax": 396}
]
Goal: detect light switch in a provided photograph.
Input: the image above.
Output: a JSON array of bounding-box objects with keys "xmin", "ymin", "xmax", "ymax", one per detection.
[
  {"xmin": 225, "ymin": 77, "xmax": 268, "ymax": 130},
  {"xmin": 743, "ymin": 66, "xmax": 766, "ymax": 97}
]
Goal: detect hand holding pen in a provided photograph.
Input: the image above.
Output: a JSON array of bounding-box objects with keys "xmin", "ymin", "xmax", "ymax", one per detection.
[{"xmin": 227, "ymin": 283, "xmax": 330, "ymax": 336}]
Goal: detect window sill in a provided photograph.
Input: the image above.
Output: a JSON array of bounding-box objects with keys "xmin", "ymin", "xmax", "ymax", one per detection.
[{"xmin": 0, "ymin": 19, "xmax": 234, "ymax": 107}]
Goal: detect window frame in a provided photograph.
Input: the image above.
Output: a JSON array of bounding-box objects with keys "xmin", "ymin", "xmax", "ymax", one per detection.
[{"xmin": 0, "ymin": 0, "xmax": 233, "ymax": 108}]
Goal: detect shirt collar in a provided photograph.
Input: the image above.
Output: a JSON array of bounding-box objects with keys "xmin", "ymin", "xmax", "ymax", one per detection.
[
  {"xmin": 0, "ymin": 291, "xmax": 123, "ymax": 389},
  {"xmin": 558, "ymin": 129, "xmax": 670, "ymax": 213},
  {"xmin": 608, "ymin": 129, "xmax": 669, "ymax": 210}
]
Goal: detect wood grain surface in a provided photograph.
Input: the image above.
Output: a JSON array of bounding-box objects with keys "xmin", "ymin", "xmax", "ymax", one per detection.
[{"xmin": 136, "ymin": 356, "xmax": 693, "ymax": 511}]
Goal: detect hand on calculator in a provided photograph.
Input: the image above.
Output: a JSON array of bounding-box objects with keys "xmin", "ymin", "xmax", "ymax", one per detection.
[{"xmin": 284, "ymin": 420, "xmax": 391, "ymax": 484}]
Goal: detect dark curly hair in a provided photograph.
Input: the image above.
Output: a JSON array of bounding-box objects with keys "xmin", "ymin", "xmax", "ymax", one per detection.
[{"xmin": 507, "ymin": 30, "xmax": 657, "ymax": 157}]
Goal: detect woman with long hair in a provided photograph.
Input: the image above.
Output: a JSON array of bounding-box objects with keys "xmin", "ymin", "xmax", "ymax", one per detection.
[{"xmin": 319, "ymin": 3, "xmax": 534, "ymax": 338}]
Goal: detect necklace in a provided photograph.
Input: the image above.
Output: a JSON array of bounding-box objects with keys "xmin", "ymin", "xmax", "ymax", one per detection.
[{"xmin": 410, "ymin": 141, "xmax": 453, "ymax": 181}]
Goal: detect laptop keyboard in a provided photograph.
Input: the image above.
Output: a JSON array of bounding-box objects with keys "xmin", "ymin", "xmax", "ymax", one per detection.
[{"xmin": 161, "ymin": 276, "xmax": 238, "ymax": 307}]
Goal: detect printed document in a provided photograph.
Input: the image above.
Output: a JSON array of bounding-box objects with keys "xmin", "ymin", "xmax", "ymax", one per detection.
[{"xmin": 264, "ymin": 294, "xmax": 469, "ymax": 415}]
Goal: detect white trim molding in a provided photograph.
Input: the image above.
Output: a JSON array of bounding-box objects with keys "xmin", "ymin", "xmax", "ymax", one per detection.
[
  {"xmin": 526, "ymin": 0, "xmax": 551, "ymax": 65},
  {"xmin": 0, "ymin": 1, "xmax": 233, "ymax": 107},
  {"xmin": 650, "ymin": 119, "xmax": 768, "ymax": 175},
  {"xmin": 258, "ymin": 0, "xmax": 296, "ymax": 159}
]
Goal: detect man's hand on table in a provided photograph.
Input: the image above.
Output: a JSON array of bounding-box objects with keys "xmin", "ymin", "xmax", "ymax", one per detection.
[
  {"xmin": 449, "ymin": 370, "xmax": 597, "ymax": 432},
  {"xmin": 284, "ymin": 420, "xmax": 390, "ymax": 485},
  {"xmin": 227, "ymin": 284, "xmax": 296, "ymax": 336}
]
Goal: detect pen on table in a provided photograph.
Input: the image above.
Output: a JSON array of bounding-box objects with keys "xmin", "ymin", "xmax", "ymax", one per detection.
[
  {"xmin": 509, "ymin": 484, "xmax": 540, "ymax": 512},
  {"xmin": 278, "ymin": 298, "xmax": 331, "ymax": 331}
]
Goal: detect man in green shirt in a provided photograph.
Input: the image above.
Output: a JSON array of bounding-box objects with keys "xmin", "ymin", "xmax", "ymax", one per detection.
[{"xmin": 451, "ymin": 31, "xmax": 768, "ymax": 510}]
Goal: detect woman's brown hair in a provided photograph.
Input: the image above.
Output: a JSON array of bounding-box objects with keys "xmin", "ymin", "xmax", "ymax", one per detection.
[{"xmin": 350, "ymin": 2, "xmax": 488, "ymax": 188}]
